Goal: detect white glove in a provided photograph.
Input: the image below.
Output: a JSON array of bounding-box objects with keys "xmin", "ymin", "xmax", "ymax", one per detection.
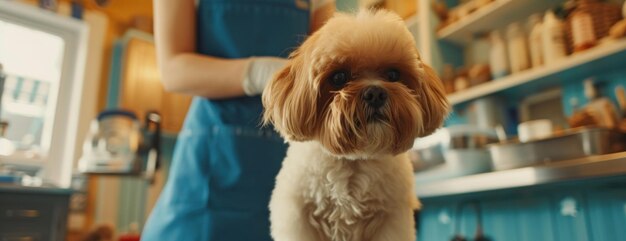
[{"xmin": 242, "ymin": 57, "xmax": 288, "ymax": 96}]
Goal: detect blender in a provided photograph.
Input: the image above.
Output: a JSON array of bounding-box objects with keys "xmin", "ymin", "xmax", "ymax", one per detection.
[{"xmin": 78, "ymin": 110, "xmax": 161, "ymax": 183}]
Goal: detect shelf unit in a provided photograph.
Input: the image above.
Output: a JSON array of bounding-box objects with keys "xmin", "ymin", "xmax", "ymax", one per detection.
[
  {"xmin": 411, "ymin": 0, "xmax": 626, "ymax": 197},
  {"xmin": 437, "ymin": 0, "xmax": 562, "ymax": 45},
  {"xmin": 447, "ymin": 39, "xmax": 626, "ymax": 105},
  {"xmin": 415, "ymin": 151, "xmax": 626, "ymax": 198},
  {"xmin": 413, "ymin": 0, "xmax": 625, "ymax": 105}
]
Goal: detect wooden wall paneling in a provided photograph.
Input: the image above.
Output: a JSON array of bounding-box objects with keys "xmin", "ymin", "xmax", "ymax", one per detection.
[
  {"xmin": 120, "ymin": 37, "xmax": 162, "ymax": 119},
  {"xmin": 120, "ymin": 32, "xmax": 191, "ymax": 133},
  {"xmin": 160, "ymin": 90, "xmax": 192, "ymax": 133},
  {"xmin": 72, "ymin": 9, "xmax": 108, "ymax": 239}
]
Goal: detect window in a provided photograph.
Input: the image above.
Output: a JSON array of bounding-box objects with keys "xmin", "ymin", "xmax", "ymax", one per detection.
[
  {"xmin": 0, "ymin": 19, "xmax": 65, "ymax": 163},
  {"xmin": 0, "ymin": 1, "xmax": 89, "ymax": 188}
]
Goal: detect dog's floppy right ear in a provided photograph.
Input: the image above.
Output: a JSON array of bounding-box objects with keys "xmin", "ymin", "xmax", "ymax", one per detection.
[
  {"xmin": 416, "ymin": 64, "xmax": 450, "ymax": 136},
  {"xmin": 262, "ymin": 48, "xmax": 319, "ymax": 141}
]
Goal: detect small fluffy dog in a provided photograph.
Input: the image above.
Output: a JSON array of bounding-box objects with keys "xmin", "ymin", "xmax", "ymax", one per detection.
[{"xmin": 262, "ymin": 10, "xmax": 449, "ymax": 241}]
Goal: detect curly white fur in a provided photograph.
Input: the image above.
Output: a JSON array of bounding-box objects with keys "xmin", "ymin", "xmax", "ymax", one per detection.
[{"xmin": 270, "ymin": 141, "xmax": 419, "ymax": 241}]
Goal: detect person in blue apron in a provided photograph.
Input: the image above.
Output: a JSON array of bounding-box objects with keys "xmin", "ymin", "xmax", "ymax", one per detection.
[{"xmin": 142, "ymin": 0, "xmax": 335, "ymax": 240}]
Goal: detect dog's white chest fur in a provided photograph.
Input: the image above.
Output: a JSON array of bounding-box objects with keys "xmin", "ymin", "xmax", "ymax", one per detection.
[
  {"xmin": 270, "ymin": 142, "xmax": 418, "ymax": 241},
  {"xmin": 304, "ymin": 154, "xmax": 387, "ymax": 241}
]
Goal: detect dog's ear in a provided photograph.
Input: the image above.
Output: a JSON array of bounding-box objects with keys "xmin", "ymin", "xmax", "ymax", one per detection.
[
  {"xmin": 262, "ymin": 48, "xmax": 319, "ymax": 141},
  {"xmin": 416, "ymin": 65, "xmax": 449, "ymax": 136}
]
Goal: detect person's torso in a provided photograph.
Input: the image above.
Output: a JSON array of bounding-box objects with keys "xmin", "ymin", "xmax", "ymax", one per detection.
[
  {"xmin": 187, "ymin": 0, "xmax": 311, "ymax": 128},
  {"xmin": 142, "ymin": 2, "xmax": 313, "ymax": 240}
]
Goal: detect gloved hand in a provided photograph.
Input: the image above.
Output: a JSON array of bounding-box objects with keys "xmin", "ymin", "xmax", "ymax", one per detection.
[{"xmin": 242, "ymin": 57, "xmax": 288, "ymax": 96}]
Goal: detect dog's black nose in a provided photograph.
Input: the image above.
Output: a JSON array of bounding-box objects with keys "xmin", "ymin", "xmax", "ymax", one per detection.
[{"xmin": 362, "ymin": 86, "xmax": 388, "ymax": 109}]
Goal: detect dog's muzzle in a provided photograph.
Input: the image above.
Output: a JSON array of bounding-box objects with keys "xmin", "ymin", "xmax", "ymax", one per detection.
[{"xmin": 362, "ymin": 86, "xmax": 387, "ymax": 109}]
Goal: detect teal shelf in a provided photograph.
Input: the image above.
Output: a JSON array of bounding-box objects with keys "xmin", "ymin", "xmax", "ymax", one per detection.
[
  {"xmin": 447, "ymin": 39, "xmax": 626, "ymax": 105},
  {"xmin": 415, "ymin": 151, "xmax": 626, "ymax": 198},
  {"xmin": 437, "ymin": 0, "xmax": 562, "ymax": 45}
]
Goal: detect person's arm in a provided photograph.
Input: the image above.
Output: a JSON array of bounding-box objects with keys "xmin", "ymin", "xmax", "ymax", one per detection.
[
  {"xmin": 154, "ymin": 0, "xmax": 334, "ymax": 98},
  {"xmin": 154, "ymin": 0, "xmax": 249, "ymax": 99},
  {"xmin": 310, "ymin": 0, "xmax": 336, "ymax": 33}
]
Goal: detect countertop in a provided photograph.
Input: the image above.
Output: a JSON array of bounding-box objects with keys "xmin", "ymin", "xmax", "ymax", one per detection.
[
  {"xmin": 0, "ymin": 182, "xmax": 73, "ymax": 195},
  {"xmin": 415, "ymin": 151, "xmax": 626, "ymax": 198}
]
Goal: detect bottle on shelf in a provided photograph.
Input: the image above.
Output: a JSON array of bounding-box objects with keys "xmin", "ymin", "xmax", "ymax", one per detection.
[
  {"xmin": 542, "ymin": 10, "xmax": 568, "ymax": 65},
  {"xmin": 488, "ymin": 30, "xmax": 510, "ymax": 79},
  {"xmin": 506, "ymin": 22, "xmax": 531, "ymax": 73},
  {"xmin": 570, "ymin": 0, "xmax": 597, "ymax": 52},
  {"xmin": 528, "ymin": 14, "xmax": 544, "ymax": 68}
]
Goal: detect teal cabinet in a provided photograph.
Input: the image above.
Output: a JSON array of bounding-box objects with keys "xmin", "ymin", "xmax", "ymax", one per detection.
[
  {"xmin": 419, "ymin": 182, "xmax": 626, "ymax": 241},
  {"xmin": 586, "ymin": 188, "xmax": 626, "ymax": 240}
]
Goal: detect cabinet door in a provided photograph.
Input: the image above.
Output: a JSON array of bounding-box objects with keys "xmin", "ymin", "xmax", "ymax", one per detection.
[
  {"xmin": 480, "ymin": 197, "xmax": 556, "ymax": 241},
  {"xmin": 418, "ymin": 203, "xmax": 455, "ymax": 241},
  {"xmin": 121, "ymin": 34, "xmax": 191, "ymax": 133},
  {"xmin": 0, "ymin": 192, "xmax": 70, "ymax": 241},
  {"xmin": 585, "ymin": 188, "xmax": 626, "ymax": 240}
]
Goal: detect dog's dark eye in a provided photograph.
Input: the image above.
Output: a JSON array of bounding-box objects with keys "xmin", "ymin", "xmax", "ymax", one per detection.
[
  {"xmin": 385, "ymin": 69, "xmax": 401, "ymax": 82},
  {"xmin": 329, "ymin": 70, "xmax": 349, "ymax": 88}
]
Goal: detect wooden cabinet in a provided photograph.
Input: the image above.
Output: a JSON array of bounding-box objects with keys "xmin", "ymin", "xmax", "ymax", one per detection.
[
  {"xmin": 117, "ymin": 30, "xmax": 191, "ymax": 133},
  {"xmin": 0, "ymin": 186, "xmax": 71, "ymax": 241}
]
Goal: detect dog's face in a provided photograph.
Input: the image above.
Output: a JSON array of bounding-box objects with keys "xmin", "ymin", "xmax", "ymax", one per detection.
[{"xmin": 263, "ymin": 10, "xmax": 449, "ymax": 158}]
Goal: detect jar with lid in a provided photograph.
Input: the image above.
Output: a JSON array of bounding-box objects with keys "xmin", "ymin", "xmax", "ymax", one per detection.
[{"xmin": 506, "ymin": 22, "xmax": 530, "ymax": 73}]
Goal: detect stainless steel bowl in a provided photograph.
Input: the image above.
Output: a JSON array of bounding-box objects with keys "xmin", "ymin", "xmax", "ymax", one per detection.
[
  {"xmin": 409, "ymin": 144, "xmax": 445, "ymax": 172},
  {"xmin": 489, "ymin": 127, "xmax": 626, "ymax": 171},
  {"xmin": 411, "ymin": 125, "xmax": 498, "ymax": 172}
]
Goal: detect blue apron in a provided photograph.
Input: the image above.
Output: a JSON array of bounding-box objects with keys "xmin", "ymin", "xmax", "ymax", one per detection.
[{"xmin": 142, "ymin": 0, "xmax": 309, "ymax": 240}]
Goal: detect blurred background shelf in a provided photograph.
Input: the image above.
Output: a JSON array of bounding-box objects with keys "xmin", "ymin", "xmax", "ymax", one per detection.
[
  {"xmin": 415, "ymin": 151, "xmax": 626, "ymax": 198},
  {"xmin": 447, "ymin": 39, "xmax": 626, "ymax": 105},
  {"xmin": 437, "ymin": 0, "xmax": 562, "ymax": 45},
  {"xmin": 411, "ymin": 0, "xmax": 626, "ymax": 239}
]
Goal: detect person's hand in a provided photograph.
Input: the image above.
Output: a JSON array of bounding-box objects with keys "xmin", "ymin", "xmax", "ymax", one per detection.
[{"xmin": 242, "ymin": 57, "xmax": 288, "ymax": 96}]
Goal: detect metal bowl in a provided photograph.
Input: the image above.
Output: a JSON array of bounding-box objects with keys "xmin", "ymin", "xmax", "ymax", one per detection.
[
  {"xmin": 489, "ymin": 127, "xmax": 626, "ymax": 171},
  {"xmin": 411, "ymin": 125, "xmax": 499, "ymax": 172}
]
